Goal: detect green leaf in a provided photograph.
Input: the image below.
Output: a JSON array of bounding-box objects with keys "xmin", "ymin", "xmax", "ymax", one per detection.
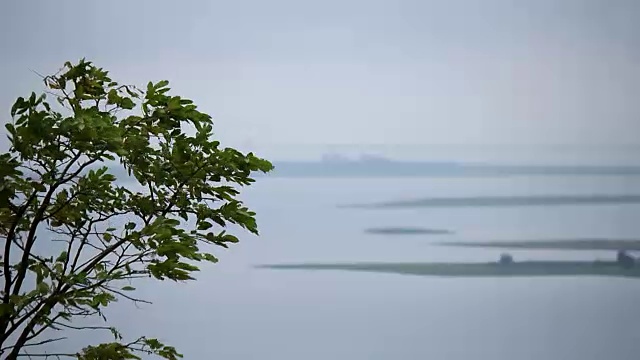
[
  {"xmin": 121, "ymin": 286, "xmax": 136, "ymax": 291},
  {"xmin": 197, "ymin": 221, "xmax": 213, "ymax": 230},
  {"xmin": 10, "ymin": 97, "xmax": 24, "ymax": 116},
  {"xmin": 154, "ymin": 80, "xmax": 169, "ymax": 89},
  {"xmin": 0, "ymin": 304, "xmax": 13, "ymax": 317},
  {"xmin": 107, "ymin": 89, "xmax": 119, "ymax": 104},
  {"xmin": 121, "ymin": 97, "xmax": 135, "ymax": 110},
  {"xmin": 5, "ymin": 123, "xmax": 16, "ymax": 136},
  {"xmin": 203, "ymin": 253, "xmax": 218, "ymax": 263},
  {"xmin": 36, "ymin": 282, "xmax": 50, "ymax": 294},
  {"xmin": 56, "ymin": 251, "xmax": 68, "ymax": 263},
  {"xmin": 222, "ymin": 234, "xmax": 239, "ymax": 243}
]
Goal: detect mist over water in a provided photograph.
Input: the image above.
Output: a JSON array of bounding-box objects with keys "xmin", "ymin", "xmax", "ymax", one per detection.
[{"xmin": 81, "ymin": 171, "xmax": 640, "ymax": 360}]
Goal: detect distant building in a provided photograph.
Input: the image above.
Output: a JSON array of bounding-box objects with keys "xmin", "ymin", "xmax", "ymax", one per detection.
[
  {"xmin": 616, "ymin": 250, "xmax": 635, "ymax": 269},
  {"xmin": 499, "ymin": 253, "xmax": 514, "ymax": 265}
]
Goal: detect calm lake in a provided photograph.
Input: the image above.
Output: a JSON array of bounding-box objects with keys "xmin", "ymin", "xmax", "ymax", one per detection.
[{"xmin": 82, "ymin": 174, "xmax": 640, "ymax": 360}]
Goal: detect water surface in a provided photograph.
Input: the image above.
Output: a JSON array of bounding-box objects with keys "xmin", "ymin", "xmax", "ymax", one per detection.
[{"xmin": 61, "ymin": 175, "xmax": 640, "ymax": 359}]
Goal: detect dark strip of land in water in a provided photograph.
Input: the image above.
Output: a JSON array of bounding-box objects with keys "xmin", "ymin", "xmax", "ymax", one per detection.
[
  {"xmin": 438, "ymin": 239, "xmax": 640, "ymax": 251},
  {"xmin": 262, "ymin": 161, "xmax": 640, "ymax": 178},
  {"xmin": 257, "ymin": 261, "xmax": 640, "ymax": 278},
  {"xmin": 365, "ymin": 227, "xmax": 454, "ymax": 235},
  {"xmin": 340, "ymin": 194, "xmax": 640, "ymax": 209}
]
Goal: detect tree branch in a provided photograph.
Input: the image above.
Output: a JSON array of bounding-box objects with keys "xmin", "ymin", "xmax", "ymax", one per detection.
[{"xmin": 11, "ymin": 154, "xmax": 85, "ymax": 298}]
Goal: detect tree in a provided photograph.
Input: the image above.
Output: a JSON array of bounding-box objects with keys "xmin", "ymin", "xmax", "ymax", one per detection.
[{"xmin": 0, "ymin": 59, "xmax": 273, "ymax": 359}]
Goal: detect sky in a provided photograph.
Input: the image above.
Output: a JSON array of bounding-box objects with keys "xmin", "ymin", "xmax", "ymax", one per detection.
[{"xmin": 1, "ymin": 0, "xmax": 639, "ymax": 158}]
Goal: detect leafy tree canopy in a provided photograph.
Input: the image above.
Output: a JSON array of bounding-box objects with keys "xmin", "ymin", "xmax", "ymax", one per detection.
[{"xmin": 0, "ymin": 59, "xmax": 273, "ymax": 359}]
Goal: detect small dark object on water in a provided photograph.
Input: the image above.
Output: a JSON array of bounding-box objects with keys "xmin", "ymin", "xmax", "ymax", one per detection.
[
  {"xmin": 616, "ymin": 250, "xmax": 636, "ymax": 269},
  {"xmin": 499, "ymin": 253, "xmax": 514, "ymax": 265}
]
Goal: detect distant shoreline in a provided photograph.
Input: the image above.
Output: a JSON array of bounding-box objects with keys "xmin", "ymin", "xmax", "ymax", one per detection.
[
  {"xmin": 340, "ymin": 194, "xmax": 640, "ymax": 209},
  {"xmin": 438, "ymin": 239, "xmax": 640, "ymax": 251},
  {"xmin": 257, "ymin": 261, "xmax": 640, "ymax": 279},
  {"xmin": 261, "ymin": 161, "xmax": 640, "ymax": 178}
]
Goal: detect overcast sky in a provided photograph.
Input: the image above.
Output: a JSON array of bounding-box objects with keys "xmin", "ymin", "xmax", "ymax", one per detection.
[{"xmin": 1, "ymin": 0, "xmax": 639, "ymax": 155}]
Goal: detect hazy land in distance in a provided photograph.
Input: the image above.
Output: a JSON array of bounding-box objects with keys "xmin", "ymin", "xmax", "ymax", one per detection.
[
  {"xmin": 257, "ymin": 261, "xmax": 640, "ymax": 279},
  {"xmin": 340, "ymin": 194, "xmax": 640, "ymax": 209},
  {"xmin": 437, "ymin": 239, "xmax": 640, "ymax": 251},
  {"xmin": 262, "ymin": 159, "xmax": 640, "ymax": 178}
]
